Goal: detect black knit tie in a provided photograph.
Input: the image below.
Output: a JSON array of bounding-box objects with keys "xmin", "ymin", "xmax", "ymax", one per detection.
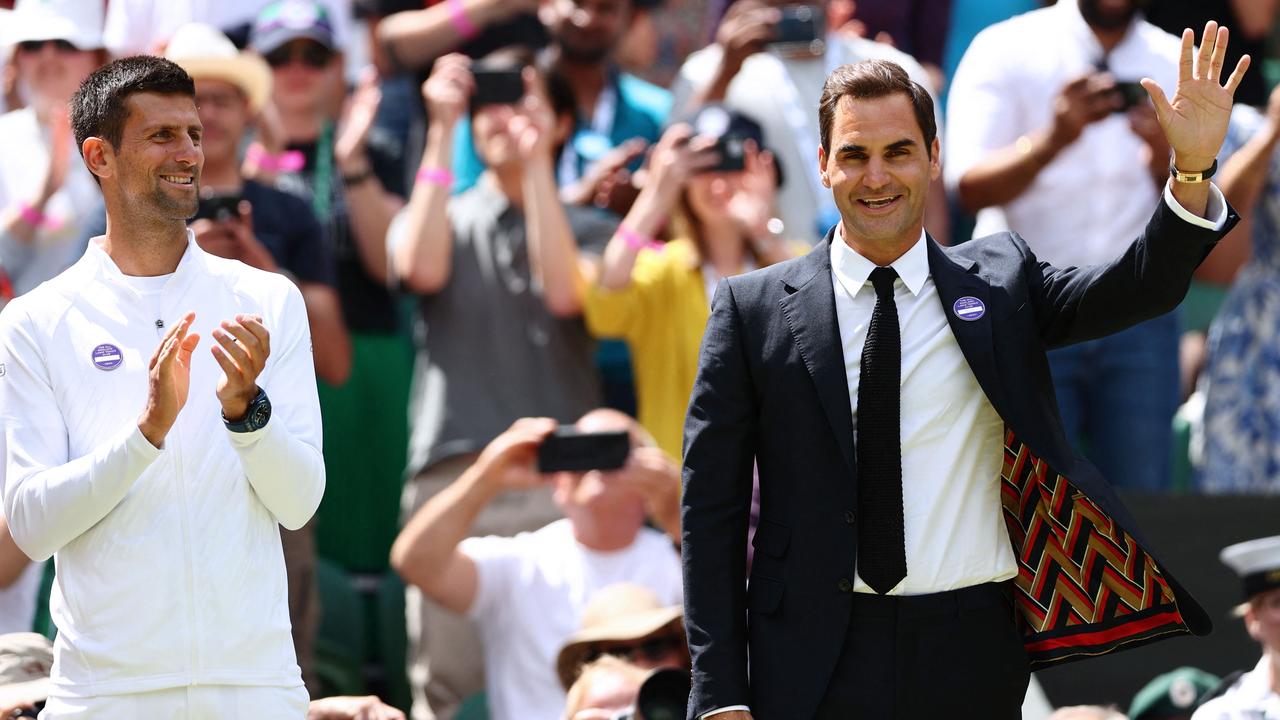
[{"xmin": 856, "ymin": 266, "xmax": 906, "ymax": 594}]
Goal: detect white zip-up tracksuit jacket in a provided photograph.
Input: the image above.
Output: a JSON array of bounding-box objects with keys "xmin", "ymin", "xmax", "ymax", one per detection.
[{"xmin": 0, "ymin": 233, "xmax": 325, "ymax": 698}]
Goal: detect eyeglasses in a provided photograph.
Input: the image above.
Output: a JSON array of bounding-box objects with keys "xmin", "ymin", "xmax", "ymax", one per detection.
[
  {"xmin": 17, "ymin": 39, "xmax": 79, "ymax": 54},
  {"xmin": 263, "ymin": 42, "xmax": 334, "ymax": 69},
  {"xmin": 581, "ymin": 634, "xmax": 684, "ymax": 666}
]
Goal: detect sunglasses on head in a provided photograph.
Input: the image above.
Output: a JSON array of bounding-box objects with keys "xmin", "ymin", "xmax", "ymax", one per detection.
[
  {"xmin": 17, "ymin": 39, "xmax": 78, "ymax": 54},
  {"xmin": 581, "ymin": 634, "xmax": 684, "ymax": 666},
  {"xmin": 263, "ymin": 42, "xmax": 334, "ymax": 69}
]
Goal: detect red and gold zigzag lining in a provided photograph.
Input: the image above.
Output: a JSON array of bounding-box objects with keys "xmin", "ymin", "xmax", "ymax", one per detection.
[{"xmin": 999, "ymin": 431, "xmax": 1188, "ymax": 667}]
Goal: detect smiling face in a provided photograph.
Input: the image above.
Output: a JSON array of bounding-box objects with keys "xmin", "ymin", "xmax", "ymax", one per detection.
[
  {"xmin": 818, "ymin": 92, "xmax": 939, "ymax": 260},
  {"xmin": 13, "ymin": 40, "xmax": 100, "ymax": 108},
  {"xmin": 108, "ymin": 92, "xmax": 203, "ymax": 221}
]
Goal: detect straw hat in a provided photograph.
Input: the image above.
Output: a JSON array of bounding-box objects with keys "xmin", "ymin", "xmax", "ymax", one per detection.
[
  {"xmin": 556, "ymin": 584, "xmax": 684, "ymax": 691},
  {"xmin": 0, "ymin": 633, "xmax": 53, "ymax": 710},
  {"xmin": 7, "ymin": 0, "xmax": 105, "ymax": 50},
  {"xmin": 164, "ymin": 23, "xmax": 273, "ymax": 113}
]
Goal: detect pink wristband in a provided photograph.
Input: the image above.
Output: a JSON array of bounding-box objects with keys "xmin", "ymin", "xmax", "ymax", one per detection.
[
  {"xmin": 16, "ymin": 201, "xmax": 45, "ymax": 227},
  {"xmin": 246, "ymin": 144, "xmax": 306, "ymax": 173},
  {"xmin": 416, "ymin": 167, "xmax": 454, "ymax": 187},
  {"xmin": 447, "ymin": 0, "xmax": 480, "ymax": 40},
  {"xmin": 618, "ymin": 224, "xmax": 662, "ymax": 253}
]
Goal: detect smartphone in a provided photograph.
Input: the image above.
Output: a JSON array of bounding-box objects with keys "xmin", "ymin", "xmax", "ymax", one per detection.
[
  {"xmin": 192, "ymin": 193, "xmax": 242, "ymax": 223},
  {"xmin": 1111, "ymin": 80, "xmax": 1148, "ymax": 112},
  {"xmin": 472, "ymin": 68, "xmax": 525, "ymax": 108},
  {"xmin": 769, "ymin": 5, "xmax": 822, "ymax": 50},
  {"xmin": 537, "ymin": 427, "xmax": 631, "ymax": 473},
  {"xmin": 706, "ymin": 135, "xmax": 747, "ymax": 173}
]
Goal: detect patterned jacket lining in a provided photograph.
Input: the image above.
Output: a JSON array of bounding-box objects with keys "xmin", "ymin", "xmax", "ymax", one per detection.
[{"xmin": 1000, "ymin": 431, "xmax": 1189, "ymax": 667}]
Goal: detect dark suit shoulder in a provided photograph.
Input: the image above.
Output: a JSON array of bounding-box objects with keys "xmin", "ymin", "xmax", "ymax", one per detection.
[{"xmin": 942, "ymin": 231, "xmax": 1032, "ymax": 269}]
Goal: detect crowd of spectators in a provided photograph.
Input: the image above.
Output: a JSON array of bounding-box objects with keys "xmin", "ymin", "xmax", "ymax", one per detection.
[{"xmin": 1, "ymin": 0, "xmax": 1279, "ymax": 718}]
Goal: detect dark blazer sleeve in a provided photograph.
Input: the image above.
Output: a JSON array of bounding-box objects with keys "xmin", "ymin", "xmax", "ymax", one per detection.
[
  {"xmin": 682, "ymin": 279, "xmax": 758, "ymax": 718},
  {"xmin": 1024, "ymin": 196, "xmax": 1238, "ymax": 349}
]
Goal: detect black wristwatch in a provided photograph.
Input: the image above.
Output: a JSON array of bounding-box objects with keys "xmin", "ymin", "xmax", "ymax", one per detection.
[{"xmin": 224, "ymin": 387, "xmax": 272, "ymax": 433}]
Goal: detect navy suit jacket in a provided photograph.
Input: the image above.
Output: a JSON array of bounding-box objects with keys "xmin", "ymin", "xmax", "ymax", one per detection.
[{"xmin": 680, "ymin": 198, "xmax": 1238, "ymax": 720}]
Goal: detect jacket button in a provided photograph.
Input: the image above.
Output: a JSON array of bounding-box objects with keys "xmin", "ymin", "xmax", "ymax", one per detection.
[
  {"xmin": 844, "ymin": 510, "xmax": 856, "ymax": 525},
  {"xmin": 837, "ymin": 578, "xmax": 852, "ymax": 593}
]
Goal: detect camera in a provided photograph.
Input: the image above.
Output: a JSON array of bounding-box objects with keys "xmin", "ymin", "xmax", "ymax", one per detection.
[
  {"xmin": 609, "ymin": 667, "xmax": 691, "ymax": 720},
  {"xmin": 769, "ymin": 4, "xmax": 825, "ymax": 56},
  {"xmin": 1111, "ymin": 80, "xmax": 1148, "ymax": 113},
  {"xmin": 471, "ymin": 68, "xmax": 525, "ymax": 108},
  {"xmin": 192, "ymin": 193, "xmax": 242, "ymax": 223}
]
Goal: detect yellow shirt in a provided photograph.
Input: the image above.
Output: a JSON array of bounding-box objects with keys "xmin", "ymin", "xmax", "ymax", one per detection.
[{"xmin": 584, "ymin": 239, "xmax": 709, "ymax": 459}]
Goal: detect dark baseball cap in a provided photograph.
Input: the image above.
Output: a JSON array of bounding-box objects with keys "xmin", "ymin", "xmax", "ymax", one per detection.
[{"xmin": 250, "ymin": 0, "xmax": 338, "ymax": 54}]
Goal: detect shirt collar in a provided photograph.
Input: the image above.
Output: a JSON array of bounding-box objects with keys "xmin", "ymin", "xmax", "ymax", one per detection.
[
  {"xmin": 830, "ymin": 225, "xmax": 930, "ymax": 299},
  {"xmin": 87, "ymin": 228, "xmax": 205, "ymax": 294}
]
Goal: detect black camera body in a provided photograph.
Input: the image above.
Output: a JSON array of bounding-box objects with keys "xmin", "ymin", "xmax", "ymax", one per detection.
[
  {"xmin": 192, "ymin": 193, "xmax": 242, "ymax": 223},
  {"xmin": 610, "ymin": 667, "xmax": 691, "ymax": 720},
  {"xmin": 769, "ymin": 4, "xmax": 825, "ymax": 55},
  {"xmin": 1111, "ymin": 80, "xmax": 1148, "ymax": 112},
  {"xmin": 472, "ymin": 68, "xmax": 525, "ymax": 108}
]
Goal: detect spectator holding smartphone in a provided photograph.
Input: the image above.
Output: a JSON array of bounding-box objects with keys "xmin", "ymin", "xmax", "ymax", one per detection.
[
  {"xmin": 584, "ymin": 107, "xmax": 798, "ymax": 459},
  {"xmin": 945, "ymin": 0, "xmax": 1183, "ymax": 490},
  {"xmin": 671, "ymin": 0, "xmax": 945, "ymax": 244},
  {"xmin": 390, "ymin": 410, "xmax": 682, "ymax": 720},
  {"xmin": 387, "ymin": 49, "xmax": 620, "ymax": 720}
]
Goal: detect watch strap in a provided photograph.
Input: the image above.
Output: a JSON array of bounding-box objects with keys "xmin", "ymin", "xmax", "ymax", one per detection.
[
  {"xmin": 1169, "ymin": 158, "xmax": 1217, "ymax": 184},
  {"xmin": 224, "ymin": 388, "xmax": 271, "ymax": 433}
]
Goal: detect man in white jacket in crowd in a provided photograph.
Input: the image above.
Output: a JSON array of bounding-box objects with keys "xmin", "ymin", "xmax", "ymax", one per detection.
[{"xmin": 0, "ymin": 55, "xmax": 325, "ymax": 717}]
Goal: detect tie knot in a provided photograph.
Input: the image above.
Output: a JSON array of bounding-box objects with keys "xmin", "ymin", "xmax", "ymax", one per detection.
[{"xmin": 868, "ymin": 266, "xmax": 898, "ymax": 298}]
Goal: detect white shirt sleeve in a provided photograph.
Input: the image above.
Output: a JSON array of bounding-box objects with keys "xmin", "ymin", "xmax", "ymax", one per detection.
[
  {"xmin": 942, "ymin": 25, "xmax": 1020, "ymax": 192},
  {"xmin": 461, "ymin": 534, "xmax": 522, "ymax": 620},
  {"xmin": 1162, "ymin": 180, "xmax": 1229, "ymax": 231},
  {"xmin": 0, "ymin": 303, "xmax": 163, "ymax": 561},
  {"xmin": 702, "ymin": 706, "xmax": 752, "ymax": 718},
  {"xmin": 224, "ymin": 282, "xmax": 325, "ymax": 531}
]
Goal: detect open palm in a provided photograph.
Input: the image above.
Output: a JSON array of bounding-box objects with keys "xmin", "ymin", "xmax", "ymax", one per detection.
[{"xmin": 1141, "ymin": 21, "xmax": 1250, "ymax": 170}]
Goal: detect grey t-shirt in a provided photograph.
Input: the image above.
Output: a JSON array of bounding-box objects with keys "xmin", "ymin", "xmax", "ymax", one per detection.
[{"xmin": 393, "ymin": 180, "xmax": 617, "ymax": 475}]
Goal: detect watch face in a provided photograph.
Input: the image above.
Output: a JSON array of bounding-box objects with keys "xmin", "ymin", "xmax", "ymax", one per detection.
[{"xmin": 250, "ymin": 402, "xmax": 271, "ymax": 430}]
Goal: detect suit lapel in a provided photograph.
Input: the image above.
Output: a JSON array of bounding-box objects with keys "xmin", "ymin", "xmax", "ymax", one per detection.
[
  {"xmin": 926, "ymin": 238, "xmax": 1007, "ymax": 417},
  {"xmin": 779, "ymin": 233, "xmax": 856, "ymax": 477}
]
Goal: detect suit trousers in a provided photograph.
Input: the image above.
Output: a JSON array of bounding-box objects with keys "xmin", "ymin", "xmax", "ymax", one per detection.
[{"xmin": 813, "ymin": 581, "xmax": 1029, "ymax": 720}]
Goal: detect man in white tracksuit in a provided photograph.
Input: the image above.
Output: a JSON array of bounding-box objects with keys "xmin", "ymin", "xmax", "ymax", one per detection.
[{"xmin": 0, "ymin": 56, "xmax": 324, "ymax": 717}]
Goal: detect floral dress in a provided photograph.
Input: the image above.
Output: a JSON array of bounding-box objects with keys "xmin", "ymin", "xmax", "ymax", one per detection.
[{"xmin": 1201, "ymin": 104, "xmax": 1280, "ymax": 491}]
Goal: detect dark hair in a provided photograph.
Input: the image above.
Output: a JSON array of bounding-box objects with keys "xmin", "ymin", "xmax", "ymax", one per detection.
[
  {"xmin": 71, "ymin": 56, "xmax": 195, "ymax": 156},
  {"xmin": 818, "ymin": 59, "xmax": 936, "ymax": 157}
]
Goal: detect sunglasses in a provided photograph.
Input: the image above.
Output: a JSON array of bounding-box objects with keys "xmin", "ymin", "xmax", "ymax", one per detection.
[
  {"xmin": 17, "ymin": 39, "xmax": 78, "ymax": 54},
  {"xmin": 263, "ymin": 42, "xmax": 334, "ymax": 69},
  {"xmin": 581, "ymin": 634, "xmax": 684, "ymax": 666}
]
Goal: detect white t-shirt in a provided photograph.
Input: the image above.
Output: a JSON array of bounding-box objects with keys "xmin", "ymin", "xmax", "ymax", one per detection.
[
  {"xmin": 0, "ymin": 559, "xmax": 42, "ymax": 634},
  {"xmin": 944, "ymin": 1, "xmax": 1181, "ymax": 266},
  {"xmin": 463, "ymin": 519, "xmax": 682, "ymax": 720},
  {"xmin": 0, "ymin": 108, "xmax": 102, "ymax": 296}
]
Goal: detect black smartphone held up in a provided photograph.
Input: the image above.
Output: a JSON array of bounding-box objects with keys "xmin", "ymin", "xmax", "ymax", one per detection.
[
  {"xmin": 472, "ymin": 68, "xmax": 525, "ymax": 108},
  {"xmin": 769, "ymin": 4, "xmax": 823, "ymax": 52},
  {"xmin": 537, "ymin": 427, "xmax": 631, "ymax": 473},
  {"xmin": 1111, "ymin": 80, "xmax": 1148, "ymax": 112},
  {"xmin": 192, "ymin": 193, "xmax": 242, "ymax": 223}
]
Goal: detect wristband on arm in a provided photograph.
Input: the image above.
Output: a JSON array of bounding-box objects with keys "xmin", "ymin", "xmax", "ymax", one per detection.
[
  {"xmin": 447, "ymin": 0, "xmax": 480, "ymax": 40},
  {"xmin": 618, "ymin": 223, "xmax": 663, "ymax": 253}
]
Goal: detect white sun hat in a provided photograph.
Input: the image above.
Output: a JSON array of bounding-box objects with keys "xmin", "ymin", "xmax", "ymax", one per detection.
[
  {"xmin": 164, "ymin": 22, "xmax": 273, "ymax": 113},
  {"xmin": 8, "ymin": 0, "xmax": 105, "ymax": 51}
]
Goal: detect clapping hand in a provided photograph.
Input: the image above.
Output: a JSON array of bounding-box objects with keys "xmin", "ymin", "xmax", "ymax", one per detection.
[
  {"xmin": 1140, "ymin": 21, "xmax": 1250, "ymax": 171},
  {"xmin": 212, "ymin": 314, "xmax": 271, "ymax": 422}
]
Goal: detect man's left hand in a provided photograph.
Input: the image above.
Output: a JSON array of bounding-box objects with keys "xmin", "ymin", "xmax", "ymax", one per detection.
[
  {"xmin": 212, "ymin": 314, "xmax": 271, "ymax": 421},
  {"xmin": 1141, "ymin": 20, "xmax": 1250, "ymax": 170}
]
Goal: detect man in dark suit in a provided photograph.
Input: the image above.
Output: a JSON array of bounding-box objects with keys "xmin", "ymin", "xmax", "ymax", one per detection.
[{"xmin": 682, "ymin": 22, "xmax": 1248, "ymax": 720}]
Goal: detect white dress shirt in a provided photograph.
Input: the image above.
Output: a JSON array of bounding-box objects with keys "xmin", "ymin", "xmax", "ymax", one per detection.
[
  {"xmin": 832, "ymin": 227, "xmax": 1017, "ymax": 595},
  {"xmin": 944, "ymin": 0, "xmax": 1182, "ymax": 267}
]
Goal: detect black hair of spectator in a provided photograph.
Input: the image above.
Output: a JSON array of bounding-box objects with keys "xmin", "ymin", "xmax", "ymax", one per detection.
[
  {"xmin": 539, "ymin": 61, "xmax": 578, "ymax": 121},
  {"xmin": 818, "ymin": 59, "xmax": 937, "ymax": 158},
  {"xmin": 71, "ymin": 56, "xmax": 196, "ymax": 157}
]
